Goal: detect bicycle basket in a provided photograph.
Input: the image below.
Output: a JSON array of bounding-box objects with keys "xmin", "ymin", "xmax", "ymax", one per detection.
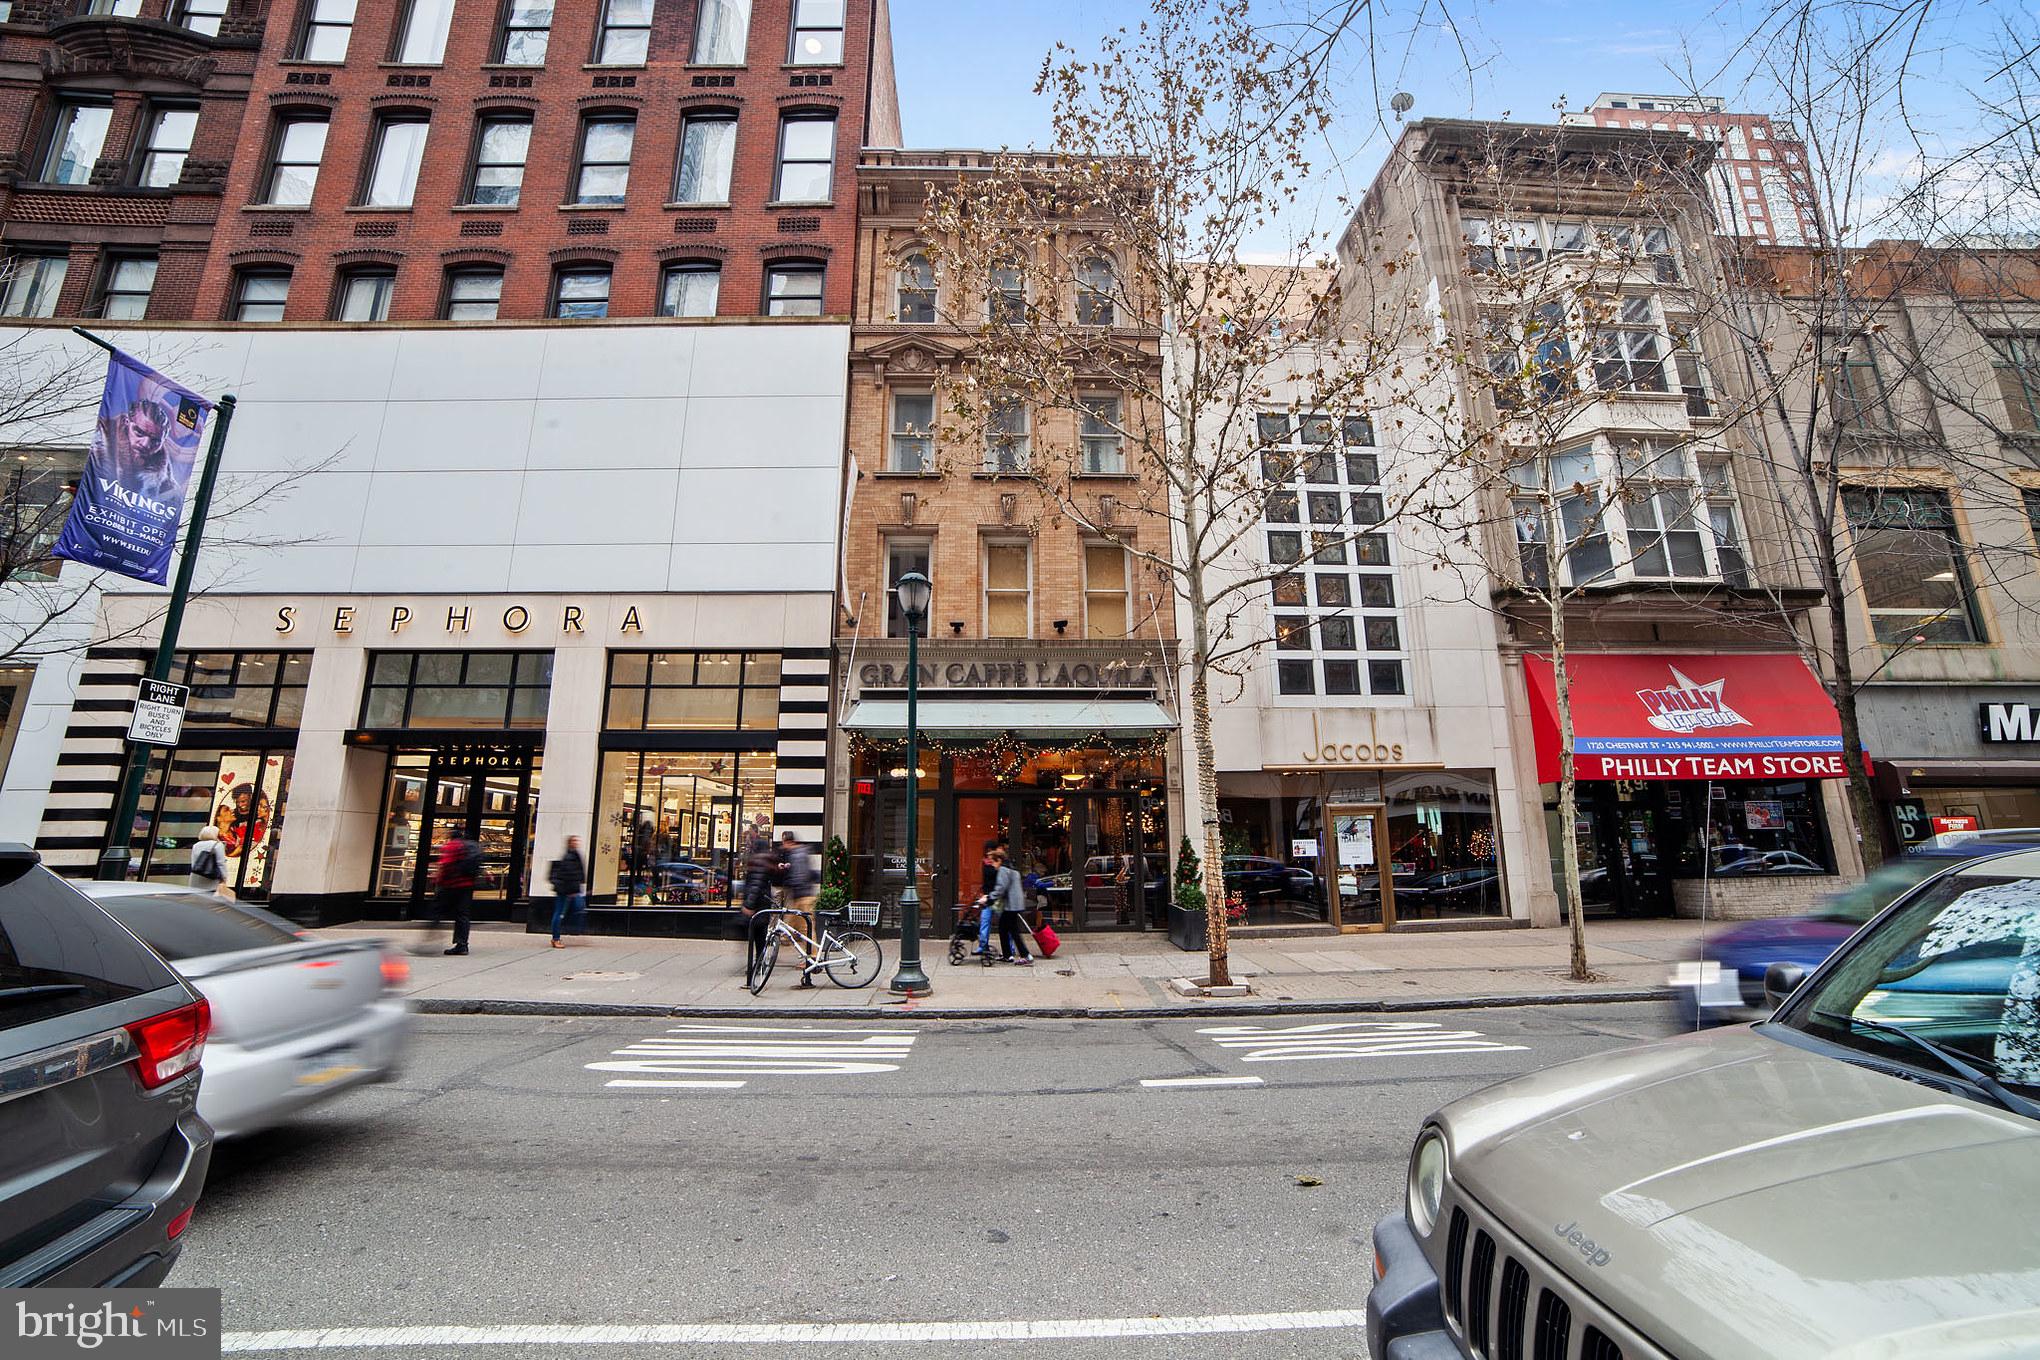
[{"xmin": 844, "ymin": 900, "xmax": 881, "ymax": 927}]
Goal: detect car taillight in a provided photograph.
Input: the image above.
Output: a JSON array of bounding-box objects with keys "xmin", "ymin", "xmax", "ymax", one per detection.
[
  {"xmin": 380, "ymin": 951, "xmax": 410, "ymax": 992},
  {"xmin": 125, "ymin": 998, "xmax": 210, "ymax": 1090},
  {"xmin": 166, "ymin": 1206, "xmax": 194, "ymax": 1240}
]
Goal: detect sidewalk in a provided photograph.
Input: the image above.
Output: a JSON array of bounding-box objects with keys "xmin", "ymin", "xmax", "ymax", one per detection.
[{"xmin": 317, "ymin": 918, "xmax": 1707, "ymax": 1017}]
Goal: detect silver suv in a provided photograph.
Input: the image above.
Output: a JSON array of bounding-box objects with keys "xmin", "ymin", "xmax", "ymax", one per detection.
[{"xmin": 1369, "ymin": 849, "xmax": 2040, "ymax": 1359}]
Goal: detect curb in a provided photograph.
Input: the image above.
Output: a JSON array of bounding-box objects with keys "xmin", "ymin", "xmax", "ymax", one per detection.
[{"xmin": 411, "ymin": 987, "xmax": 1674, "ymax": 1022}]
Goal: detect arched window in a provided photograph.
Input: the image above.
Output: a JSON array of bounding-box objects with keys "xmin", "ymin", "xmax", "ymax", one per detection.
[
  {"xmin": 1076, "ymin": 254, "xmax": 1116, "ymax": 326},
  {"xmin": 896, "ymin": 252, "xmax": 935, "ymax": 323},
  {"xmin": 988, "ymin": 256, "xmax": 1026, "ymax": 324}
]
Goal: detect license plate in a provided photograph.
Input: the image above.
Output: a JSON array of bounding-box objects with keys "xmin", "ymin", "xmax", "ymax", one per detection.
[{"xmin": 297, "ymin": 1047, "xmax": 363, "ymax": 1087}]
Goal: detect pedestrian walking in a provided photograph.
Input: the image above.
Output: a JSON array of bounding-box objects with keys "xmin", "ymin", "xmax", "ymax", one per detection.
[
  {"xmin": 974, "ymin": 836, "xmax": 1005, "ymax": 959},
  {"xmin": 779, "ymin": 830, "xmax": 818, "ymax": 929},
  {"xmin": 547, "ymin": 834, "xmax": 588, "ymax": 948},
  {"xmin": 738, "ymin": 835, "xmax": 778, "ymax": 987},
  {"xmin": 188, "ymin": 825, "xmax": 231, "ymax": 898},
  {"xmin": 991, "ymin": 849, "xmax": 1032, "ymax": 965},
  {"xmin": 418, "ymin": 832, "xmax": 480, "ymax": 957}
]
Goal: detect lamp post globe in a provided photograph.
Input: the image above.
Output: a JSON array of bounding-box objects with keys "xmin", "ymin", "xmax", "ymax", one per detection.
[{"xmin": 888, "ymin": 572, "xmax": 933, "ymax": 996}]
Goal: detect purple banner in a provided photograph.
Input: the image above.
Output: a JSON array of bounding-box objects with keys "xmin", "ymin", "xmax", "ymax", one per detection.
[{"xmin": 51, "ymin": 350, "xmax": 213, "ymax": 586}]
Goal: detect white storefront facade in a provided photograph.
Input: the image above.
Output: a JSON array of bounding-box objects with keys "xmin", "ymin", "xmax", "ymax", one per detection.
[{"xmin": 0, "ymin": 321, "xmax": 844, "ymax": 929}]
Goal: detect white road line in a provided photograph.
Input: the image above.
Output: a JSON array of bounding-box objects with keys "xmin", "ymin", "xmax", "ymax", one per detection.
[
  {"xmin": 587, "ymin": 1023, "xmax": 920, "ymax": 1086},
  {"xmin": 1140, "ymin": 1076, "xmax": 1265, "ymax": 1088},
  {"xmin": 1196, "ymin": 1020, "xmax": 1527, "ymax": 1064},
  {"xmin": 602, "ymin": 1079, "xmax": 746, "ymax": 1090},
  {"xmin": 221, "ymin": 1309, "xmax": 1371, "ymax": 1351}
]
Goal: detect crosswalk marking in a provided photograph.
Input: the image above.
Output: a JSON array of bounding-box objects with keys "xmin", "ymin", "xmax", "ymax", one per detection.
[
  {"xmin": 587, "ymin": 1024, "xmax": 919, "ymax": 1089},
  {"xmin": 1197, "ymin": 1020, "xmax": 1528, "ymax": 1063}
]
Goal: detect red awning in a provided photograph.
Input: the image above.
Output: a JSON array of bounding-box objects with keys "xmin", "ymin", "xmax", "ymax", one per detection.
[{"xmin": 1524, "ymin": 653, "xmax": 1848, "ymax": 782}]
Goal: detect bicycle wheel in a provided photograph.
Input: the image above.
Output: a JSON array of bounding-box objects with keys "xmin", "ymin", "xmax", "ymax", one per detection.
[
  {"xmin": 749, "ymin": 934, "xmax": 779, "ymax": 995},
  {"xmin": 823, "ymin": 930, "xmax": 882, "ymax": 989}
]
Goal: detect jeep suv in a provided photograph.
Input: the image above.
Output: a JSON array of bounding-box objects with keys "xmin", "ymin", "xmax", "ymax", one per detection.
[
  {"xmin": 1370, "ymin": 847, "xmax": 2040, "ymax": 1359},
  {"xmin": 0, "ymin": 847, "xmax": 214, "ymax": 1286}
]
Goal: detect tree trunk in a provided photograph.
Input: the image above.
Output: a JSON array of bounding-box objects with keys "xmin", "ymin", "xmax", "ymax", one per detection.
[
  {"xmin": 1185, "ymin": 587, "xmax": 1230, "ymax": 988},
  {"xmin": 1818, "ymin": 519, "xmax": 1899, "ymax": 866},
  {"xmin": 1547, "ymin": 597, "xmax": 1592, "ymax": 982}
]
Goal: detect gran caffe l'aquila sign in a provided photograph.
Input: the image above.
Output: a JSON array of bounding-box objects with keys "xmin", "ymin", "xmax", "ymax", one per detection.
[{"xmin": 857, "ymin": 655, "xmax": 1159, "ymax": 690}]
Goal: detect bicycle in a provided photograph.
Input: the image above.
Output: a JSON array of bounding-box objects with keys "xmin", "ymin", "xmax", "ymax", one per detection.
[{"xmin": 747, "ymin": 906, "xmax": 884, "ymax": 994}]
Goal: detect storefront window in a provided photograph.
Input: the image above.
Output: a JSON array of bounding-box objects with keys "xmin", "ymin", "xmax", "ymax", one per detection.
[
  {"xmin": 361, "ymin": 650, "xmax": 552, "ymax": 729},
  {"xmin": 181, "ymin": 652, "xmax": 311, "ymax": 727},
  {"xmin": 593, "ymin": 751, "xmax": 775, "ymax": 906},
  {"xmin": 1667, "ymin": 780, "xmax": 1834, "ymax": 877},
  {"xmin": 373, "ymin": 747, "xmax": 543, "ymax": 904},
  {"xmin": 604, "ymin": 651, "xmax": 780, "ymax": 731},
  {"xmin": 1382, "ymin": 771, "xmax": 1504, "ymax": 919},
  {"xmin": 1217, "ymin": 772, "xmax": 1329, "ymax": 925},
  {"xmin": 132, "ymin": 749, "xmax": 292, "ymax": 899}
]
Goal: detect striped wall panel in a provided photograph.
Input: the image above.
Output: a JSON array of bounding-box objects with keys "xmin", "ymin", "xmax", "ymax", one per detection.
[
  {"xmin": 34, "ymin": 647, "xmax": 143, "ymax": 860},
  {"xmin": 772, "ymin": 657, "xmax": 832, "ymax": 837}
]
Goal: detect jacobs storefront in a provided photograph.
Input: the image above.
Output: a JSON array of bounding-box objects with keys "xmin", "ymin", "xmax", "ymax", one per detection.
[{"xmin": 1521, "ymin": 652, "xmax": 1856, "ymax": 918}]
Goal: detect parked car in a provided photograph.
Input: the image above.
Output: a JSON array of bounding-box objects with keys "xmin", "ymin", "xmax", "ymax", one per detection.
[
  {"xmin": 0, "ymin": 848, "xmax": 213, "ymax": 1287},
  {"xmin": 1675, "ymin": 827, "xmax": 2040, "ymax": 1025},
  {"xmin": 649, "ymin": 861, "xmax": 729, "ymax": 904},
  {"xmin": 1712, "ymin": 848, "xmax": 1826, "ymax": 876},
  {"xmin": 1396, "ymin": 867, "xmax": 1502, "ymax": 915},
  {"xmin": 1224, "ymin": 855, "xmax": 1320, "ymax": 902},
  {"xmin": 80, "ymin": 884, "xmax": 410, "ymax": 1139},
  {"xmin": 1369, "ymin": 847, "xmax": 2040, "ymax": 1360}
]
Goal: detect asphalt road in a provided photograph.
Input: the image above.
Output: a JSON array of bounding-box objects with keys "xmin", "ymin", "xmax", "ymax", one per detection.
[{"xmin": 180, "ymin": 1002, "xmax": 1683, "ymax": 1359}]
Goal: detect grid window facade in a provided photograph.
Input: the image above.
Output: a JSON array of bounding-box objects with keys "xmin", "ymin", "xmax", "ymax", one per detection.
[
  {"xmin": 361, "ymin": 651, "xmax": 553, "ymax": 729},
  {"xmin": 1258, "ymin": 410, "xmax": 1405, "ymax": 698},
  {"xmin": 604, "ymin": 652, "xmax": 780, "ymax": 731}
]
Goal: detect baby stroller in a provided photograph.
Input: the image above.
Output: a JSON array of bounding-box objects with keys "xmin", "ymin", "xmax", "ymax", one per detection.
[{"xmin": 947, "ymin": 899, "xmax": 984, "ymax": 966}]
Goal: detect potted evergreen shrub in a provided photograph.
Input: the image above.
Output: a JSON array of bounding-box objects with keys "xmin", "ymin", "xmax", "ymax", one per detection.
[{"xmin": 1168, "ymin": 835, "xmax": 1208, "ymax": 952}]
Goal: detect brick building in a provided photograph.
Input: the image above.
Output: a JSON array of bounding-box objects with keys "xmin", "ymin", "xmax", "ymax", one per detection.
[
  {"xmin": 0, "ymin": 0, "xmax": 262, "ymax": 321},
  {"xmin": 193, "ymin": 0, "xmax": 900, "ymax": 322},
  {"xmin": 830, "ymin": 148, "xmax": 1183, "ymax": 936},
  {"xmin": 1567, "ymin": 92, "xmax": 1823, "ymax": 246}
]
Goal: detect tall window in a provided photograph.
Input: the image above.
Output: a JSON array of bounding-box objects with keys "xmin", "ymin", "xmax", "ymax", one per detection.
[
  {"xmin": 673, "ymin": 115, "xmax": 736, "ymax": 204},
  {"xmin": 983, "ymin": 400, "xmax": 1029, "ymax": 472},
  {"xmin": 1671, "ymin": 323, "xmax": 1713, "ymax": 417},
  {"xmin": 773, "ymin": 116, "xmax": 835, "ymax": 202},
  {"xmin": 1592, "ymin": 295, "xmax": 1668, "ymax": 392},
  {"xmin": 574, "ymin": 116, "xmax": 635, "ymax": 204},
  {"xmin": 1079, "ymin": 395, "xmax": 1124, "ymax": 474},
  {"xmin": 496, "ymin": 0, "xmax": 551, "ymax": 62},
  {"xmin": 984, "ymin": 542, "xmax": 1031, "ymax": 637},
  {"xmin": 1509, "ymin": 447, "xmax": 1610, "ymax": 588},
  {"xmin": 594, "ymin": 0, "xmax": 651, "ymax": 63},
  {"xmin": 658, "ymin": 263, "xmax": 719, "ymax": 318},
  {"xmin": 336, "ymin": 270, "xmax": 395, "ymax": 321},
  {"xmin": 691, "ymin": 0, "xmax": 749, "ymax": 63},
  {"xmin": 895, "ymin": 252, "xmax": 935, "ymax": 322},
  {"xmin": 788, "ymin": 0, "xmax": 843, "ymax": 63},
  {"xmin": 1699, "ymin": 458, "xmax": 1747, "ymax": 587},
  {"xmin": 361, "ymin": 117, "xmax": 429, "ymax": 207},
  {"xmin": 296, "ymin": 0, "xmax": 354, "ymax": 61},
  {"xmin": 1084, "ymin": 542, "xmax": 1130, "ymax": 638},
  {"xmin": 393, "ymin": 0, "xmax": 454, "ymax": 62},
  {"xmin": 552, "ymin": 266, "xmax": 611, "ymax": 319},
  {"xmin": 1991, "ymin": 334, "xmax": 2040, "ymax": 433},
  {"xmin": 889, "ymin": 392, "xmax": 933, "ymax": 472},
  {"xmin": 172, "ymin": 0, "xmax": 228, "ymax": 35},
  {"xmin": 1843, "ymin": 487, "xmax": 1983, "ymax": 644},
  {"xmin": 1, "ymin": 447, "xmax": 88, "ymax": 578},
  {"xmin": 988, "ymin": 258, "xmax": 1025, "ymax": 324},
  {"xmin": 1076, "ymin": 254, "xmax": 1116, "ymax": 326},
  {"xmin": 0, "ymin": 255, "xmax": 67, "ymax": 318},
  {"xmin": 135, "ymin": 106, "xmax": 197, "ymax": 188},
  {"xmin": 1832, "ymin": 343, "xmax": 1893, "ymax": 428},
  {"xmin": 884, "ymin": 538, "xmax": 931, "ymax": 637},
  {"xmin": 100, "ymin": 257, "xmax": 157, "ymax": 320},
  {"xmin": 42, "ymin": 102, "xmax": 110, "ymax": 185},
  {"xmin": 262, "ymin": 116, "xmax": 328, "ymax": 205},
  {"xmin": 443, "ymin": 268, "xmax": 503, "ymax": 320},
  {"xmin": 764, "ymin": 262, "xmax": 823, "ymax": 316},
  {"xmin": 232, "ymin": 269, "xmax": 291, "ymax": 322},
  {"xmin": 465, "ymin": 117, "xmax": 530, "ymax": 206}
]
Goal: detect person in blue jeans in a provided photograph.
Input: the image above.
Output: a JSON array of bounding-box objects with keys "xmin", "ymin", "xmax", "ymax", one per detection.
[
  {"xmin": 548, "ymin": 835, "xmax": 588, "ymax": 947},
  {"xmin": 975, "ymin": 836, "xmax": 1007, "ymax": 959}
]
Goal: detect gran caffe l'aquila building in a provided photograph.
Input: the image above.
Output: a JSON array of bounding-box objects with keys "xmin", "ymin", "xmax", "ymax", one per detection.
[{"xmin": 5, "ymin": 322, "xmax": 844, "ymax": 930}]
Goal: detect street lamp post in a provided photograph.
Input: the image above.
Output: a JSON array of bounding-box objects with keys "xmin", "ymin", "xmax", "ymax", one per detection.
[{"xmin": 888, "ymin": 570, "xmax": 933, "ymax": 996}]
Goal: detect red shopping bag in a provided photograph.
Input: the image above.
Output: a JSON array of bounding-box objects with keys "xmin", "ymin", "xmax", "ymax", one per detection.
[{"xmin": 1031, "ymin": 919, "xmax": 1061, "ymax": 958}]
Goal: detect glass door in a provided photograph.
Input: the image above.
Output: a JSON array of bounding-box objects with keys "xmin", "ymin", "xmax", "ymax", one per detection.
[
  {"xmin": 472, "ymin": 772, "xmax": 522, "ymax": 902},
  {"xmin": 1327, "ymin": 803, "xmax": 1392, "ymax": 929},
  {"xmin": 1082, "ymin": 795, "xmax": 1143, "ymax": 929}
]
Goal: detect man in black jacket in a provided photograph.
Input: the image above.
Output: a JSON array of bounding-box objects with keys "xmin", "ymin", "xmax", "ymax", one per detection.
[{"xmin": 548, "ymin": 835, "xmax": 587, "ymax": 948}]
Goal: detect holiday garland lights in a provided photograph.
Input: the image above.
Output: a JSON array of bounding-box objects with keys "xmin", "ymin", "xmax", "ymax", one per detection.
[{"xmin": 847, "ymin": 728, "xmax": 1170, "ymax": 782}]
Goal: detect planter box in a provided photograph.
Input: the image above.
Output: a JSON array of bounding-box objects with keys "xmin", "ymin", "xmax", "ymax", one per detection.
[{"xmin": 1167, "ymin": 901, "xmax": 1207, "ymax": 952}]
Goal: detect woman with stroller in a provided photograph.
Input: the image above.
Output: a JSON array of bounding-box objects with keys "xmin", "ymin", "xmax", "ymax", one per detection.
[{"xmin": 988, "ymin": 848, "xmax": 1032, "ymax": 966}]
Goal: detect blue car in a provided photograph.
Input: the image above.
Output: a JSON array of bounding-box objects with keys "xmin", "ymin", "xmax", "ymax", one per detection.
[{"xmin": 1676, "ymin": 828, "xmax": 2040, "ymax": 1025}]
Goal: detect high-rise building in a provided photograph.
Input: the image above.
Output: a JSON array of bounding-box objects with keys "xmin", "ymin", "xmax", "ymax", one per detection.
[{"xmin": 1567, "ymin": 92, "xmax": 1824, "ymax": 246}]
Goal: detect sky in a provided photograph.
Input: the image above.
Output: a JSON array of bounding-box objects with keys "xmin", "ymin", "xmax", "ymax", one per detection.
[{"xmin": 887, "ymin": 0, "xmax": 2022, "ymax": 242}]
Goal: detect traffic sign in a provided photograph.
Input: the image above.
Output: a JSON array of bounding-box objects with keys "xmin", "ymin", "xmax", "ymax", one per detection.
[{"xmin": 127, "ymin": 679, "xmax": 189, "ymax": 747}]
